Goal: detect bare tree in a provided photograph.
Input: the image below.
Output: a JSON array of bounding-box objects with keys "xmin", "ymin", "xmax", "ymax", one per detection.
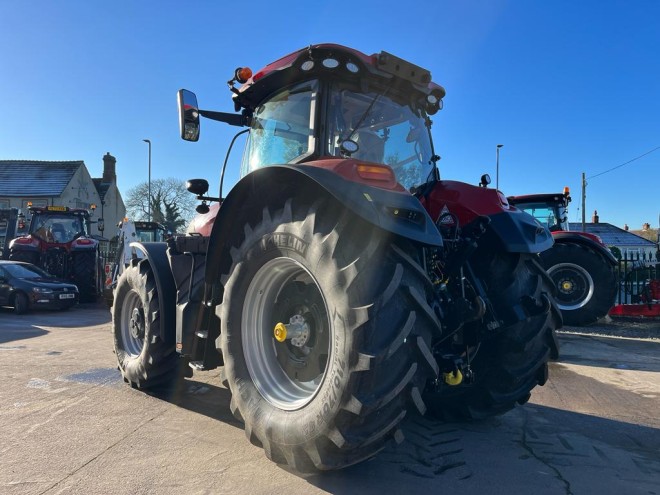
[{"xmin": 125, "ymin": 178, "xmax": 197, "ymax": 233}]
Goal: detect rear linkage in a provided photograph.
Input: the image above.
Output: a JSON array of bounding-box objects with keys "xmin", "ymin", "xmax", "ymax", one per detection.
[{"xmin": 423, "ymin": 213, "xmax": 490, "ymax": 388}]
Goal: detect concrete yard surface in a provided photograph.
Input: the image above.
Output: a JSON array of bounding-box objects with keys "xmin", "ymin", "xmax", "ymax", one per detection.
[{"xmin": 1, "ymin": 305, "xmax": 659, "ymax": 494}]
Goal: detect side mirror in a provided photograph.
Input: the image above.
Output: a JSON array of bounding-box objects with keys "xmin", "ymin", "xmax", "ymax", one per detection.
[
  {"xmin": 178, "ymin": 89, "xmax": 200, "ymax": 142},
  {"xmin": 186, "ymin": 179, "xmax": 209, "ymax": 196},
  {"xmin": 339, "ymin": 139, "xmax": 359, "ymax": 157}
]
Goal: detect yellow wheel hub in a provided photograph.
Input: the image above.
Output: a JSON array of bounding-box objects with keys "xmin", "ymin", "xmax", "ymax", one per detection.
[
  {"xmin": 562, "ymin": 281, "xmax": 573, "ymax": 291},
  {"xmin": 273, "ymin": 322, "xmax": 287, "ymax": 342}
]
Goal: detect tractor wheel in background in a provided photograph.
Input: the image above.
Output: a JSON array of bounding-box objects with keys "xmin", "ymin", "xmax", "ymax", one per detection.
[
  {"xmin": 72, "ymin": 251, "xmax": 100, "ymax": 303},
  {"xmin": 219, "ymin": 197, "xmax": 440, "ymax": 473},
  {"xmin": 112, "ymin": 260, "xmax": 181, "ymax": 389},
  {"xmin": 424, "ymin": 253, "xmax": 561, "ymax": 421},
  {"xmin": 13, "ymin": 292, "xmax": 29, "ymax": 315},
  {"xmin": 541, "ymin": 242, "xmax": 617, "ymax": 326},
  {"xmin": 8, "ymin": 250, "xmax": 39, "ymax": 265}
]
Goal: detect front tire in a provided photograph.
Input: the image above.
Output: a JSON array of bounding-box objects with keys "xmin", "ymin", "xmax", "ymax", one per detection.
[
  {"xmin": 219, "ymin": 197, "xmax": 440, "ymax": 472},
  {"xmin": 112, "ymin": 260, "xmax": 180, "ymax": 389},
  {"xmin": 541, "ymin": 242, "xmax": 617, "ymax": 326},
  {"xmin": 13, "ymin": 292, "xmax": 29, "ymax": 315}
]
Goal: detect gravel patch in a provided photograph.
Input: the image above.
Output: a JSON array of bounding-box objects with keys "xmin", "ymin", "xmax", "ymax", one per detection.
[{"xmin": 558, "ymin": 315, "xmax": 660, "ymax": 340}]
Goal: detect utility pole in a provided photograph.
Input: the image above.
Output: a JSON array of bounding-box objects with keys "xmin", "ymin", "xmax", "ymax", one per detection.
[
  {"xmin": 496, "ymin": 144, "xmax": 503, "ymax": 190},
  {"xmin": 581, "ymin": 172, "xmax": 586, "ymax": 232},
  {"xmin": 143, "ymin": 139, "xmax": 152, "ymax": 222}
]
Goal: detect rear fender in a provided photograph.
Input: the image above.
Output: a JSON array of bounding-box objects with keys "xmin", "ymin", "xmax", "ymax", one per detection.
[
  {"xmin": 128, "ymin": 242, "xmax": 176, "ymax": 344},
  {"xmin": 422, "ymin": 180, "xmax": 553, "ymax": 253},
  {"xmin": 552, "ymin": 232, "xmax": 618, "ymax": 265},
  {"xmin": 203, "ymin": 165, "xmax": 443, "ymax": 300}
]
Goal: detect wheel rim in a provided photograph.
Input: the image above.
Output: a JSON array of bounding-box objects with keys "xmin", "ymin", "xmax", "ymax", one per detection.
[
  {"xmin": 242, "ymin": 257, "xmax": 331, "ymax": 411},
  {"xmin": 119, "ymin": 290, "xmax": 145, "ymax": 357},
  {"xmin": 547, "ymin": 262, "xmax": 594, "ymax": 310}
]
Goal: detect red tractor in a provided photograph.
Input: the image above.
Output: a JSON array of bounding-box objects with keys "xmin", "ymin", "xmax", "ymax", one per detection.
[
  {"xmin": 508, "ymin": 189, "xmax": 618, "ymax": 325},
  {"xmin": 112, "ymin": 44, "xmax": 560, "ymax": 472},
  {"xmin": 8, "ymin": 205, "xmax": 102, "ymax": 302}
]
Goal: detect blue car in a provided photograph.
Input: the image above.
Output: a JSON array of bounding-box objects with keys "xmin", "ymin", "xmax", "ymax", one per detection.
[{"xmin": 0, "ymin": 260, "xmax": 79, "ymax": 314}]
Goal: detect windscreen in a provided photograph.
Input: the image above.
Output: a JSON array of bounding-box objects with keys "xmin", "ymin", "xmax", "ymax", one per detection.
[
  {"xmin": 515, "ymin": 203, "xmax": 567, "ymax": 231},
  {"xmin": 30, "ymin": 214, "xmax": 86, "ymax": 243},
  {"xmin": 328, "ymin": 86, "xmax": 434, "ymax": 191},
  {"xmin": 4, "ymin": 263, "xmax": 52, "ymax": 279},
  {"xmin": 240, "ymin": 80, "xmax": 318, "ymax": 177}
]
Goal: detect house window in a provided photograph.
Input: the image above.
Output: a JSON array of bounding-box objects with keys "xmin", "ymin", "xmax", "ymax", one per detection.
[{"xmin": 0, "ymin": 198, "xmax": 10, "ymax": 208}]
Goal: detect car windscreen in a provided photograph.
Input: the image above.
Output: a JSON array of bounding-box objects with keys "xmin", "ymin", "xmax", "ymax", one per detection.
[{"xmin": 3, "ymin": 263, "xmax": 53, "ymax": 279}]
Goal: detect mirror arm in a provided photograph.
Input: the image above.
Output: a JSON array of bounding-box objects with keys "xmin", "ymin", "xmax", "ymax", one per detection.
[
  {"xmin": 198, "ymin": 109, "xmax": 250, "ymax": 127},
  {"xmin": 196, "ymin": 194, "xmax": 223, "ymax": 203}
]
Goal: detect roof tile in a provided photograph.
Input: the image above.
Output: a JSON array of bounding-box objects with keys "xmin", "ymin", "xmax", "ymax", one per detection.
[
  {"xmin": 0, "ymin": 161, "xmax": 83, "ymax": 197},
  {"xmin": 568, "ymin": 222, "xmax": 658, "ymax": 247}
]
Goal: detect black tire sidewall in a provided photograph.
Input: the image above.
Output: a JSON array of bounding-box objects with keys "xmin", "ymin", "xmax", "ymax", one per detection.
[
  {"xmin": 13, "ymin": 292, "xmax": 28, "ymax": 314},
  {"xmin": 112, "ymin": 263, "xmax": 172, "ymax": 385},
  {"xmin": 221, "ymin": 225, "xmax": 355, "ymax": 447}
]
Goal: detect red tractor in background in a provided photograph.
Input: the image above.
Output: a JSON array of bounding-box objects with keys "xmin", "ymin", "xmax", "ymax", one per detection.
[
  {"xmin": 8, "ymin": 205, "xmax": 103, "ymax": 302},
  {"xmin": 508, "ymin": 188, "xmax": 618, "ymax": 325},
  {"xmin": 111, "ymin": 44, "xmax": 560, "ymax": 472}
]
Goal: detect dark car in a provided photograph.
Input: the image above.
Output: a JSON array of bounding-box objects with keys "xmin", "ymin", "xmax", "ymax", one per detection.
[{"xmin": 0, "ymin": 260, "xmax": 79, "ymax": 314}]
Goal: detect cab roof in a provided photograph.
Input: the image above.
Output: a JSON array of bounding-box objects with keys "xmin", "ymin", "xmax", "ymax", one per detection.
[{"xmin": 234, "ymin": 44, "xmax": 446, "ymax": 110}]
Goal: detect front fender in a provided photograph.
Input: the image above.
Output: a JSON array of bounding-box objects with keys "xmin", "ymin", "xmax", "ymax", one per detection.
[
  {"xmin": 483, "ymin": 210, "xmax": 554, "ymax": 254},
  {"xmin": 203, "ymin": 165, "xmax": 442, "ymax": 292},
  {"xmin": 128, "ymin": 242, "xmax": 176, "ymax": 343},
  {"xmin": 552, "ymin": 232, "xmax": 618, "ymax": 265}
]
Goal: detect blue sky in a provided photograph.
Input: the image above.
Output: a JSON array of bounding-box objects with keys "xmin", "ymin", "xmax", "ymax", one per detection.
[{"xmin": 2, "ymin": 1, "xmax": 659, "ymax": 230}]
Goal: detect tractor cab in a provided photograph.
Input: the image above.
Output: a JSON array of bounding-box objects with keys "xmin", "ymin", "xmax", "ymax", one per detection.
[
  {"xmin": 28, "ymin": 207, "xmax": 90, "ymax": 243},
  {"xmin": 178, "ymin": 45, "xmax": 445, "ymax": 196},
  {"xmin": 508, "ymin": 188, "xmax": 571, "ymax": 232}
]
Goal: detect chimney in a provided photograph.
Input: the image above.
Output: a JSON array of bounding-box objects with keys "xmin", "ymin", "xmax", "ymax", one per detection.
[
  {"xmin": 103, "ymin": 152, "xmax": 116, "ymax": 183},
  {"xmin": 642, "ymin": 223, "xmax": 650, "ymax": 231},
  {"xmin": 624, "ymin": 224, "xmax": 629, "ymax": 231},
  {"xmin": 592, "ymin": 210, "xmax": 599, "ymax": 224}
]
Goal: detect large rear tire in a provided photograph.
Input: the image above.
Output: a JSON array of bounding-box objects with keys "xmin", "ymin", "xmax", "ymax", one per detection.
[
  {"xmin": 112, "ymin": 260, "xmax": 180, "ymax": 389},
  {"xmin": 8, "ymin": 250, "xmax": 39, "ymax": 265},
  {"xmin": 424, "ymin": 253, "xmax": 561, "ymax": 420},
  {"xmin": 73, "ymin": 251, "xmax": 100, "ymax": 303},
  {"xmin": 219, "ymin": 197, "xmax": 440, "ymax": 472},
  {"xmin": 541, "ymin": 242, "xmax": 617, "ymax": 326}
]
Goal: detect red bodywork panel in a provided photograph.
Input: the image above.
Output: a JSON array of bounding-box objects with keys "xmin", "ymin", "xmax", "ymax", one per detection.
[
  {"xmin": 10, "ymin": 235, "xmax": 97, "ymax": 252},
  {"xmin": 555, "ymin": 230, "xmax": 605, "ymax": 246},
  {"xmin": 419, "ymin": 181, "xmax": 513, "ymax": 225},
  {"xmin": 187, "ymin": 203, "xmax": 221, "ymax": 237},
  {"xmin": 240, "ymin": 44, "xmax": 445, "ymax": 97},
  {"xmin": 609, "ymin": 302, "xmax": 660, "ymax": 318},
  {"xmin": 303, "ymin": 158, "xmax": 406, "ymax": 192}
]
